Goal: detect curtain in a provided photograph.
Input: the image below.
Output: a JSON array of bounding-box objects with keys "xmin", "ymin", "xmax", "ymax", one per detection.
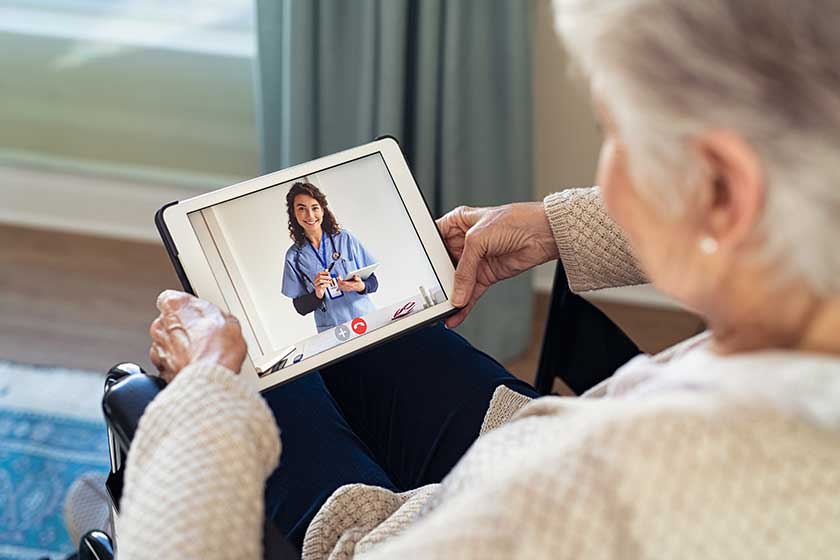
[{"xmin": 255, "ymin": 0, "xmax": 534, "ymax": 362}]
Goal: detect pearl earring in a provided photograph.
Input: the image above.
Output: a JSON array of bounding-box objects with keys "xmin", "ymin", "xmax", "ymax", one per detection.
[{"xmin": 699, "ymin": 236, "xmax": 719, "ymax": 255}]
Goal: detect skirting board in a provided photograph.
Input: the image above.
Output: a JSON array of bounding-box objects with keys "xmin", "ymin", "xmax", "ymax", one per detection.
[{"xmin": 0, "ymin": 164, "xmax": 201, "ymax": 242}]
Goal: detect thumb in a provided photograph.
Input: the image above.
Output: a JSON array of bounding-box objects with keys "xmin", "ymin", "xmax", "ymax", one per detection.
[{"xmin": 452, "ymin": 232, "xmax": 484, "ymax": 307}]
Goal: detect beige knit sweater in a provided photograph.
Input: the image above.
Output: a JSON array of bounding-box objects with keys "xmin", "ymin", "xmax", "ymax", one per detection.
[{"xmin": 117, "ymin": 188, "xmax": 840, "ymax": 559}]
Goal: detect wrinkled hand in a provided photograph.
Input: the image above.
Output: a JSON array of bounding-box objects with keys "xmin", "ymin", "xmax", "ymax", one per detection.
[
  {"xmin": 313, "ymin": 270, "xmax": 332, "ymax": 299},
  {"xmin": 337, "ymin": 275, "xmax": 365, "ymax": 293},
  {"xmin": 149, "ymin": 290, "xmax": 247, "ymax": 383},
  {"xmin": 436, "ymin": 202, "xmax": 559, "ymax": 328}
]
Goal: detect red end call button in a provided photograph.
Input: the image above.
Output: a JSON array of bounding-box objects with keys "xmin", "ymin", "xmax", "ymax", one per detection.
[{"xmin": 351, "ymin": 317, "xmax": 367, "ymax": 335}]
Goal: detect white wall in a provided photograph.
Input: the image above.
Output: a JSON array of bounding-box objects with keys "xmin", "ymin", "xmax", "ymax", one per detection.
[
  {"xmin": 202, "ymin": 153, "xmax": 442, "ymax": 357},
  {"xmin": 532, "ymin": 0, "xmax": 603, "ymax": 293},
  {"xmin": 529, "ymin": 0, "xmax": 678, "ymax": 309},
  {"xmin": 533, "ymin": 0, "xmax": 604, "ymax": 197}
]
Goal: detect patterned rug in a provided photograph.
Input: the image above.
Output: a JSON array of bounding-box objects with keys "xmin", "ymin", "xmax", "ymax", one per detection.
[{"xmin": 0, "ymin": 361, "xmax": 110, "ymax": 560}]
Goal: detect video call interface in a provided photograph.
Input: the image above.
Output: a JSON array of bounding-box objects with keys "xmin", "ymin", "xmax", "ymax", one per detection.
[{"xmin": 187, "ymin": 153, "xmax": 446, "ymax": 377}]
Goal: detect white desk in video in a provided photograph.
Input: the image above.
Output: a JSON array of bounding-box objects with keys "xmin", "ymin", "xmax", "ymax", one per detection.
[{"xmin": 257, "ymin": 286, "xmax": 445, "ymax": 375}]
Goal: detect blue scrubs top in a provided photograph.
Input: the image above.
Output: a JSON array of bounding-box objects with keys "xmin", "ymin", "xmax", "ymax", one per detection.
[{"xmin": 281, "ymin": 230, "xmax": 377, "ymax": 333}]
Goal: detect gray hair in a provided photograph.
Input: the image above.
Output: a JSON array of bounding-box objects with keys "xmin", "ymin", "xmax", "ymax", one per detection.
[{"xmin": 553, "ymin": 0, "xmax": 840, "ymax": 294}]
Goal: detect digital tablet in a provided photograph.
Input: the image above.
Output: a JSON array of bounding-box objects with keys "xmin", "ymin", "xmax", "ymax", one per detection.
[
  {"xmin": 156, "ymin": 137, "xmax": 456, "ymax": 392},
  {"xmin": 343, "ymin": 263, "xmax": 379, "ymax": 281}
]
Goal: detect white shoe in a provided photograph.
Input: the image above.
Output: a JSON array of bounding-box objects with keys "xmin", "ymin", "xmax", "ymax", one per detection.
[{"xmin": 64, "ymin": 472, "xmax": 112, "ymax": 546}]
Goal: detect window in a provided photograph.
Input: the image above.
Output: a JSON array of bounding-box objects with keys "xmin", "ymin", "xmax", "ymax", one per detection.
[{"xmin": 0, "ymin": 0, "xmax": 259, "ymax": 187}]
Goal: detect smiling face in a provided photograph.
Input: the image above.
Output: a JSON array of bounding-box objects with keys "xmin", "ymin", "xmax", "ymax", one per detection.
[{"xmin": 294, "ymin": 194, "xmax": 324, "ymax": 238}]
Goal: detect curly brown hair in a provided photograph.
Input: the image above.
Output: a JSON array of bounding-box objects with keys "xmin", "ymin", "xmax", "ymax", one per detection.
[{"xmin": 286, "ymin": 181, "xmax": 341, "ymax": 246}]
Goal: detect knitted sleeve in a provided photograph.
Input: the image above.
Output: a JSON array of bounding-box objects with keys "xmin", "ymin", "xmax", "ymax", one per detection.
[
  {"xmin": 356, "ymin": 399, "xmax": 840, "ymax": 559},
  {"xmin": 117, "ymin": 363, "xmax": 281, "ymax": 560},
  {"xmin": 543, "ymin": 187, "xmax": 647, "ymax": 292}
]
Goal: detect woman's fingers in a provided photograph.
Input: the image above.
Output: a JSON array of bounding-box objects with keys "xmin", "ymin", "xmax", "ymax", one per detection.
[
  {"xmin": 437, "ymin": 206, "xmax": 482, "ymax": 262},
  {"xmin": 156, "ymin": 290, "xmax": 193, "ymax": 313},
  {"xmin": 437, "ymin": 205, "xmax": 480, "ymax": 236},
  {"xmin": 149, "ymin": 343, "xmax": 165, "ymax": 373},
  {"xmin": 149, "ymin": 315, "xmax": 164, "ymax": 340},
  {"xmin": 444, "ymin": 279, "xmax": 489, "ymax": 328},
  {"xmin": 444, "ymin": 305, "xmax": 471, "ymax": 329},
  {"xmin": 451, "ymin": 228, "xmax": 486, "ymax": 307},
  {"xmin": 149, "ymin": 290, "xmax": 247, "ymax": 380},
  {"xmin": 438, "ymin": 205, "xmax": 492, "ymax": 308},
  {"xmin": 314, "ymin": 270, "xmax": 332, "ymax": 287},
  {"xmin": 149, "ymin": 314, "xmax": 176, "ymax": 377}
]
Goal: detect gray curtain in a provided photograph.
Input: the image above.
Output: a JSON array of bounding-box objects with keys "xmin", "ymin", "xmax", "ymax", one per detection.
[{"xmin": 255, "ymin": 0, "xmax": 534, "ymax": 362}]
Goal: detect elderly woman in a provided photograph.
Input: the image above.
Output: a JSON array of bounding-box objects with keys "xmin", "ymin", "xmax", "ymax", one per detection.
[{"xmin": 119, "ymin": 0, "xmax": 840, "ymax": 557}]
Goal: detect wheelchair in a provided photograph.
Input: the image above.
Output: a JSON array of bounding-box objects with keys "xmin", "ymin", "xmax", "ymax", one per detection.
[{"xmin": 77, "ymin": 261, "xmax": 640, "ymax": 559}]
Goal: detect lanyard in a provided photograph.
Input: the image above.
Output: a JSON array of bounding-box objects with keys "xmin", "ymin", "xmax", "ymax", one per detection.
[{"xmin": 308, "ymin": 232, "xmax": 331, "ymax": 270}]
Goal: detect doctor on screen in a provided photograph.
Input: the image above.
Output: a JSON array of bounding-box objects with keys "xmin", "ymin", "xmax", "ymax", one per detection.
[{"xmin": 281, "ymin": 181, "xmax": 379, "ymax": 333}]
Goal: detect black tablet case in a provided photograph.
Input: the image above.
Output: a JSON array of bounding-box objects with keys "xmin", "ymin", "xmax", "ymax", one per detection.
[{"xmin": 155, "ymin": 200, "xmax": 195, "ymax": 295}]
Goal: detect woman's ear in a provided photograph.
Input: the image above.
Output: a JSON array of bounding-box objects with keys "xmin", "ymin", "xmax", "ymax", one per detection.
[{"xmin": 694, "ymin": 130, "xmax": 765, "ymax": 250}]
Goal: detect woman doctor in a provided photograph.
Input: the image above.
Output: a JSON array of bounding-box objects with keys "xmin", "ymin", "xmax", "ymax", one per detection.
[{"xmin": 281, "ymin": 181, "xmax": 379, "ymax": 333}]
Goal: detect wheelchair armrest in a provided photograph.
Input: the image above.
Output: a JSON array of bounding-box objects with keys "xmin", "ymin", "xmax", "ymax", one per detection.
[
  {"xmin": 102, "ymin": 364, "xmax": 166, "ymax": 512},
  {"xmin": 103, "ymin": 365, "xmax": 167, "ymax": 453},
  {"xmin": 79, "ymin": 530, "xmax": 114, "ymax": 560},
  {"xmin": 534, "ymin": 261, "xmax": 641, "ymax": 395},
  {"xmin": 99, "ymin": 363, "xmax": 301, "ymax": 558}
]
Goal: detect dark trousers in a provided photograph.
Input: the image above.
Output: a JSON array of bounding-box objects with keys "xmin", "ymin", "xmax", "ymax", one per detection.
[{"xmin": 261, "ymin": 322, "xmax": 539, "ymax": 549}]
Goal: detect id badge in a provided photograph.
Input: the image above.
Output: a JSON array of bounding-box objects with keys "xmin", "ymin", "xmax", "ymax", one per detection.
[{"xmin": 327, "ymin": 277, "xmax": 344, "ymax": 300}]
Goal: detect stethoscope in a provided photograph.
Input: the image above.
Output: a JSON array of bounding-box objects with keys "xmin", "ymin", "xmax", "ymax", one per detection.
[{"xmin": 292, "ymin": 232, "xmax": 345, "ymax": 294}]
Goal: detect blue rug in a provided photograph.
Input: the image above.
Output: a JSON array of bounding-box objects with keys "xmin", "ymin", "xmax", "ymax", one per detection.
[{"xmin": 0, "ymin": 362, "xmax": 110, "ymax": 560}]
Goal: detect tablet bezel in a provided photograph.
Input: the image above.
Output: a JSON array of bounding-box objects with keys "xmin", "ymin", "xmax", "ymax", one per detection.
[{"xmin": 159, "ymin": 137, "xmax": 457, "ymax": 392}]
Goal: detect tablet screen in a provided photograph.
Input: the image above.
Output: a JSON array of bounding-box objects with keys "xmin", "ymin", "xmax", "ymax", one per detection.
[{"xmin": 186, "ymin": 153, "xmax": 446, "ymax": 376}]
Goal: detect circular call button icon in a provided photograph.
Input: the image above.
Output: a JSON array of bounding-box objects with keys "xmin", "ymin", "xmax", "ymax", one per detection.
[
  {"xmin": 351, "ymin": 317, "xmax": 367, "ymax": 335},
  {"xmin": 333, "ymin": 324, "xmax": 351, "ymax": 342}
]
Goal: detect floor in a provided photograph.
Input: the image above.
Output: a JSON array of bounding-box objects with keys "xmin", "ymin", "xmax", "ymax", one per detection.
[
  {"xmin": 0, "ymin": 224, "xmax": 179, "ymax": 373},
  {"xmin": 0, "ymin": 224, "xmax": 706, "ymax": 388}
]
